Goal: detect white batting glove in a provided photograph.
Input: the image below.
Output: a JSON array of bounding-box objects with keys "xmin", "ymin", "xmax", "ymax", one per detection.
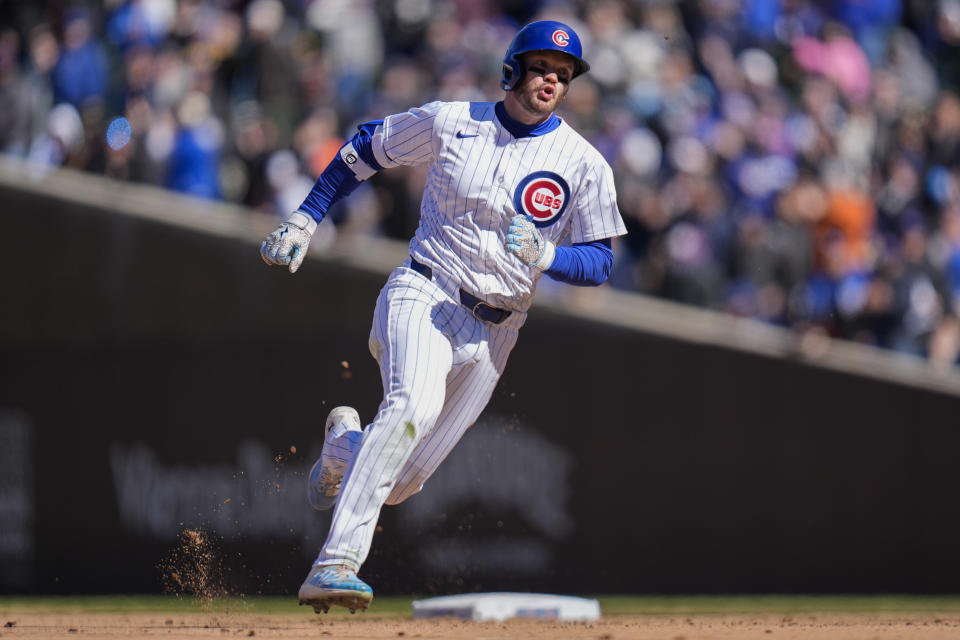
[
  {"xmin": 505, "ymin": 215, "xmax": 555, "ymax": 270},
  {"xmin": 260, "ymin": 211, "xmax": 318, "ymax": 274}
]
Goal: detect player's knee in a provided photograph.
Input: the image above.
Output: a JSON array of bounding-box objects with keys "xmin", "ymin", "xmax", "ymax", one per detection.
[{"xmin": 381, "ymin": 404, "xmax": 439, "ymax": 443}]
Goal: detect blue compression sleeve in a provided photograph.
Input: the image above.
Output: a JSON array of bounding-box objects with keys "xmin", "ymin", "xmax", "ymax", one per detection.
[
  {"xmin": 297, "ymin": 122, "xmax": 383, "ymax": 223},
  {"xmin": 544, "ymin": 239, "xmax": 614, "ymax": 286},
  {"xmin": 297, "ymin": 156, "xmax": 358, "ymax": 223}
]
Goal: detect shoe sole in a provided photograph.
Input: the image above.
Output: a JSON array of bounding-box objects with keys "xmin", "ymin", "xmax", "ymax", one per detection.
[
  {"xmin": 307, "ymin": 457, "xmax": 338, "ymax": 511},
  {"xmin": 308, "ymin": 406, "xmax": 362, "ymax": 511},
  {"xmin": 299, "ymin": 591, "xmax": 373, "ymax": 614}
]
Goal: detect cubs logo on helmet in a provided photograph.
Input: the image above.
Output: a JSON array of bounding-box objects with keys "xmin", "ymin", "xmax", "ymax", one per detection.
[
  {"xmin": 552, "ymin": 30, "xmax": 569, "ymax": 46},
  {"xmin": 513, "ymin": 171, "xmax": 570, "ymax": 227}
]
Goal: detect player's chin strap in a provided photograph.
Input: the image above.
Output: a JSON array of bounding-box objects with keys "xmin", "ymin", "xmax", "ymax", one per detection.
[{"xmin": 505, "ymin": 214, "xmax": 555, "ymax": 270}]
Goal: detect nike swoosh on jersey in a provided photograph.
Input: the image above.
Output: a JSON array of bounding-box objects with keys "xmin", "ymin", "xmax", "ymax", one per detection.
[{"xmin": 456, "ymin": 131, "xmax": 479, "ymax": 138}]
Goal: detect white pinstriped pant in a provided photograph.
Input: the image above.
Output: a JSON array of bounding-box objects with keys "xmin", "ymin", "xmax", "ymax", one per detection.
[{"xmin": 315, "ymin": 264, "xmax": 526, "ymax": 571}]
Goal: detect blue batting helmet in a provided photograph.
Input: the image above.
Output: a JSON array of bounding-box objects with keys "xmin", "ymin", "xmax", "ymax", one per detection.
[{"xmin": 500, "ymin": 20, "xmax": 590, "ymax": 91}]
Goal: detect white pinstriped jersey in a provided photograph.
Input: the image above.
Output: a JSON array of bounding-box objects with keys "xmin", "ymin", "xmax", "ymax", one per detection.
[
  {"xmin": 370, "ymin": 100, "xmax": 627, "ymax": 312},
  {"xmin": 310, "ymin": 100, "xmax": 626, "ymax": 575}
]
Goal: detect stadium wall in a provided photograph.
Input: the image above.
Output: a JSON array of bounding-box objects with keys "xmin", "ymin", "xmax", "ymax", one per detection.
[{"xmin": 2, "ymin": 162, "xmax": 960, "ymax": 596}]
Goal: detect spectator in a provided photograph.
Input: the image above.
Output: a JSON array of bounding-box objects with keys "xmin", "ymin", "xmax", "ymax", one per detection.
[
  {"xmin": 106, "ymin": 0, "xmax": 174, "ymax": 52},
  {"xmin": 27, "ymin": 102, "xmax": 84, "ymax": 170},
  {"xmin": 51, "ymin": 9, "xmax": 109, "ymax": 110},
  {"xmin": 165, "ymin": 91, "xmax": 222, "ymax": 199},
  {"xmin": 0, "ymin": 29, "xmax": 32, "ymax": 155}
]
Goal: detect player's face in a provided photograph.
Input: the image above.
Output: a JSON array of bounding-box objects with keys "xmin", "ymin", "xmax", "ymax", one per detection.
[{"xmin": 512, "ymin": 51, "xmax": 575, "ymax": 120}]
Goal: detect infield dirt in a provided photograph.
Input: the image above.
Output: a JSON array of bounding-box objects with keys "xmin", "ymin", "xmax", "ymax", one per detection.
[{"xmin": 2, "ymin": 612, "xmax": 960, "ymax": 639}]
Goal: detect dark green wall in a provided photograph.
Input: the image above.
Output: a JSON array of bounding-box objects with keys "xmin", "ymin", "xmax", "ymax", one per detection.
[{"xmin": 2, "ymin": 185, "xmax": 959, "ymax": 595}]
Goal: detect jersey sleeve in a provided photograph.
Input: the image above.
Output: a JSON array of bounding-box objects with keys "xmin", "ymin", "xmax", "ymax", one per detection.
[
  {"xmin": 371, "ymin": 101, "xmax": 443, "ymax": 169},
  {"xmin": 567, "ymin": 156, "xmax": 627, "ymax": 244}
]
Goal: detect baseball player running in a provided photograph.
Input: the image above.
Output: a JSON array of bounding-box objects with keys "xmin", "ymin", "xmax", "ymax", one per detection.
[{"xmin": 260, "ymin": 19, "xmax": 626, "ymax": 613}]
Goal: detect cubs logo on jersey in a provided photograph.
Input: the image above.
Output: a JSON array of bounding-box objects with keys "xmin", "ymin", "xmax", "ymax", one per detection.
[{"xmin": 513, "ymin": 171, "xmax": 570, "ymax": 227}]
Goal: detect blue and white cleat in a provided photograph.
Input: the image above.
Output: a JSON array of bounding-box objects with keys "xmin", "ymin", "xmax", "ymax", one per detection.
[
  {"xmin": 298, "ymin": 564, "xmax": 373, "ymax": 613},
  {"xmin": 308, "ymin": 406, "xmax": 363, "ymax": 511}
]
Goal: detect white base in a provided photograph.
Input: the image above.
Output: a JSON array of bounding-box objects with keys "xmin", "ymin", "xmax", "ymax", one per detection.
[{"xmin": 411, "ymin": 592, "xmax": 601, "ymax": 622}]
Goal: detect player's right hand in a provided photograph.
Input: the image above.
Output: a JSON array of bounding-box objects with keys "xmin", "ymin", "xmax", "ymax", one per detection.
[
  {"xmin": 260, "ymin": 211, "xmax": 318, "ymax": 274},
  {"xmin": 505, "ymin": 214, "xmax": 556, "ymax": 270}
]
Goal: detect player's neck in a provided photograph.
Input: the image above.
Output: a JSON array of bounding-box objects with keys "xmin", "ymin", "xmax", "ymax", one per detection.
[
  {"xmin": 495, "ymin": 101, "xmax": 561, "ymax": 139},
  {"xmin": 502, "ymin": 92, "xmax": 554, "ymax": 126}
]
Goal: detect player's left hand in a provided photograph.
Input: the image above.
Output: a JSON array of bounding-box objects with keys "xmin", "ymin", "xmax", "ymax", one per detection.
[
  {"xmin": 505, "ymin": 215, "xmax": 555, "ymax": 270},
  {"xmin": 260, "ymin": 211, "xmax": 318, "ymax": 274}
]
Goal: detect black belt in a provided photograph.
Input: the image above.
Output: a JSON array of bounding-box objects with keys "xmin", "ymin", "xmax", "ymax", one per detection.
[{"xmin": 409, "ymin": 257, "xmax": 513, "ymax": 325}]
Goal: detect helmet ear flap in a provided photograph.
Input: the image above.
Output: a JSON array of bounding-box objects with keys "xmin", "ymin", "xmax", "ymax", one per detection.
[{"xmin": 500, "ymin": 58, "xmax": 523, "ymax": 91}]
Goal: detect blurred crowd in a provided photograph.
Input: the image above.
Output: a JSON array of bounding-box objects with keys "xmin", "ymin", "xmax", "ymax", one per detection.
[{"xmin": 2, "ymin": 0, "xmax": 960, "ymax": 367}]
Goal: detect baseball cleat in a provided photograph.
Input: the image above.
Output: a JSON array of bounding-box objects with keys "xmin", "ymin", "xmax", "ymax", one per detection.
[
  {"xmin": 308, "ymin": 406, "xmax": 363, "ymax": 511},
  {"xmin": 298, "ymin": 564, "xmax": 373, "ymax": 613}
]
